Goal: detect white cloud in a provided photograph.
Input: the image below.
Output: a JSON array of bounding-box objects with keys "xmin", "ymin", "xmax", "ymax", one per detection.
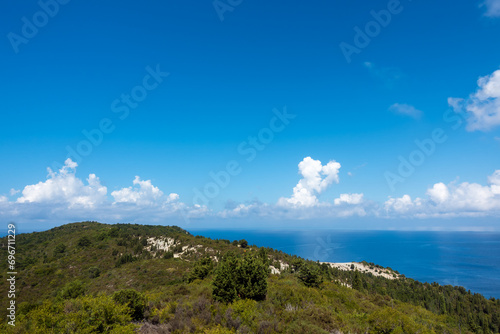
[
  {"xmin": 334, "ymin": 193, "xmax": 364, "ymax": 205},
  {"xmin": 9, "ymin": 189, "xmax": 20, "ymax": 196},
  {"xmin": 389, "ymin": 103, "xmax": 422, "ymax": 119},
  {"xmin": 4, "ymin": 158, "xmax": 500, "ymax": 225},
  {"xmin": 449, "ymin": 69, "xmax": 500, "ymax": 131},
  {"xmin": 17, "ymin": 159, "xmax": 107, "ymax": 208},
  {"xmin": 384, "ymin": 195, "xmax": 419, "ymax": 214},
  {"xmin": 3, "ymin": 160, "xmax": 203, "ymax": 225},
  {"xmin": 278, "ymin": 157, "xmax": 341, "ymax": 207},
  {"xmin": 426, "ymin": 183, "xmax": 450, "ymax": 203},
  {"xmin": 111, "ymin": 176, "xmax": 176, "ymax": 206},
  {"xmin": 385, "ymin": 170, "xmax": 500, "ymax": 216},
  {"xmin": 483, "ymin": 0, "xmax": 500, "ymax": 17}
]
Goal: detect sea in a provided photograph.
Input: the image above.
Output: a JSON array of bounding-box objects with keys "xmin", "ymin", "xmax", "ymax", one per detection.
[{"xmin": 188, "ymin": 229, "xmax": 500, "ymax": 299}]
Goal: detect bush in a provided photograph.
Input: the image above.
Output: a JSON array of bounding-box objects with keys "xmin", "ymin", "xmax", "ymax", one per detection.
[
  {"xmin": 212, "ymin": 252, "xmax": 268, "ymax": 303},
  {"xmin": 298, "ymin": 264, "xmax": 323, "ymax": 288},
  {"xmin": 112, "ymin": 289, "xmax": 146, "ymax": 320},
  {"xmin": 239, "ymin": 239, "xmax": 248, "ymax": 248},
  {"xmin": 88, "ymin": 266, "xmax": 101, "ymax": 278},
  {"xmin": 116, "ymin": 254, "xmax": 136, "ymax": 267},
  {"xmin": 54, "ymin": 243, "xmax": 66, "ymax": 254},
  {"xmin": 60, "ymin": 280, "xmax": 85, "ymax": 299},
  {"xmin": 188, "ymin": 256, "xmax": 214, "ymax": 282},
  {"xmin": 14, "ymin": 295, "xmax": 136, "ymax": 333},
  {"xmin": 173, "ymin": 244, "xmax": 183, "ymax": 253},
  {"xmin": 237, "ymin": 255, "xmax": 268, "ymax": 301},
  {"xmin": 77, "ymin": 236, "xmax": 92, "ymax": 247}
]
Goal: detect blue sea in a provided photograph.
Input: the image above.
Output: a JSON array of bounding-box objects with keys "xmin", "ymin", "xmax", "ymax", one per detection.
[{"xmin": 188, "ymin": 229, "xmax": 500, "ymax": 299}]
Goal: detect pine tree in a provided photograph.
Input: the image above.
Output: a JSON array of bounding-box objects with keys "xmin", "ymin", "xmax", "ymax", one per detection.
[
  {"xmin": 352, "ymin": 270, "xmax": 362, "ymax": 291},
  {"xmin": 298, "ymin": 263, "xmax": 323, "ymax": 288},
  {"xmin": 212, "ymin": 252, "xmax": 239, "ymax": 303},
  {"xmin": 237, "ymin": 255, "xmax": 268, "ymax": 301},
  {"xmin": 212, "ymin": 252, "xmax": 268, "ymax": 303}
]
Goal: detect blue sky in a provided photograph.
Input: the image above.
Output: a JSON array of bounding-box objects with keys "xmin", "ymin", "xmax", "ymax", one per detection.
[{"xmin": 2, "ymin": 0, "xmax": 500, "ymax": 232}]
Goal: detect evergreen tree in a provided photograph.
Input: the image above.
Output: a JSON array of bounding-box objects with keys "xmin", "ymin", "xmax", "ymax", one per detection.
[
  {"xmin": 237, "ymin": 255, "xmax": 268, "ymax": 301},
  {"xmin": 352, "ymin": 270, "xmax": 362, "ymax": 291},
  {"xmin": 212, "ymin": 252, "xmax": 268, "ymax": 303},
  {"xmin": 212, "ymin": 252, "xmax": 240, "ymax": 303},
  {"xmin": 298, "ymin": 263, "xmax": 323, "ymax": 288},
  {"xmin": 188, "ymin": 256, "xmax": 214, "ymax": 282}
]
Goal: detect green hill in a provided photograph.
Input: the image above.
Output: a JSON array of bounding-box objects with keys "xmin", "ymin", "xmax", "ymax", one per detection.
[{"xmin": 1, "ymin": 222, "xmax": 499, "ymax": 333}]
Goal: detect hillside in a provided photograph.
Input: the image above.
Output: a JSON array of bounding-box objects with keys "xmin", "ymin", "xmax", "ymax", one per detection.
[{"xmin": 0, "ymin": 222, "xmax": 499, "ymax": 333}]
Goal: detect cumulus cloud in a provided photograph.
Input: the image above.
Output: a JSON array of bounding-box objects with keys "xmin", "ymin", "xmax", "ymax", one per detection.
[
  {"xmin": 389, "ymin": 103, "xmax": 422, "ymax": 119},
  {"xmin": 4, "ymin": 157, "xmax": 500, "ymax": 224},
  {"xmin": 384, "ymin": 195, "xmax": 420, "ymax": 214},
  {"xmin": 385, "ymin": 170, "xmax": 500, "ymax": 216},
  {"xmin": 334, "ymin": 193, "xmax": 364, "ymax": 205},
  {"xmin": 3, "ymin": 159, "xmax": 203, "ymax": 224},
  {"xmin": 482, "ymin": 0, "xmax": 500, "ymax": 17},
  {"xmin": 17, "ymin": 159, "xmax": 107, "ymax": 208},
  {"xmin": 449, "ymin": 69, "xmax": 500, "ymax": 131},
  {"xmin": 111, "ymin": 176, "xmax": 178, "ymax": 206},
  {"xmin": 278, "ymin": 157, "xmax": 341, "ymax": 207}
]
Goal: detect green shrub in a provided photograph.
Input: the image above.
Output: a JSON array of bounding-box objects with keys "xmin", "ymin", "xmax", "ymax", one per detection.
[
  {"xmin": 116, "ymin": 254, "xmax": 136, "ymax": 267},
  {"xmin": 298, "ymin": 264, "xmax": 323, "ymax": 288},
  {"xmin": 112, "ymin": 289, "xmax": 146, "ymax": 320},
  {"xmin": 173, "ymin": 244, "xmax": 183, "ymax": 253},
  {"xmin": 60, "ymin": 280, "xmax": 85, "ymax": 299},
  {"xmin": 188, "ymin": 256, "xmax": 214, "ymax": 282},
  {"xmin": 77, "ymin": 236, "xmax": 92, "ymax": 247},
  {"xmin": 54, "ymin": 243, "xmax": 66, "ymax": 254},
  {"xmin": 212, "ymin": 252, "xmax": 268, "ymax": 303},
  {"xmin": 88, "ymin": 266, "xmax": 101, "ymax": 278},
  {"xmin": 14, "ymin": 295, "xmax": 136, "ymax": 333}
]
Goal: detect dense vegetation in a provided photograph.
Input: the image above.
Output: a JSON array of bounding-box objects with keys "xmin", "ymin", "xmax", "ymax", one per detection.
[{"xmin": 0, "ymin": 221, "xmax": 499, "ymax": 333}]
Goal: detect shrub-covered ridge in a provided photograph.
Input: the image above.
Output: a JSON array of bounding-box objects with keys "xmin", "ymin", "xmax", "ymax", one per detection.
[{"xmin": 1, "ymin": 221, "xmax": 499, "ymax": 333}]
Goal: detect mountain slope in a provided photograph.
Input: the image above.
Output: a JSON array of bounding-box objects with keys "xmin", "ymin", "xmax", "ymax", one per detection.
[{"xmin": 0, "ymin": 222, "xmax": 499, "ymax": 333}]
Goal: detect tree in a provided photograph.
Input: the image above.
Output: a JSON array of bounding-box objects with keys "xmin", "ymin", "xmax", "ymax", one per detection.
[
  {"xmin": 212, "ymin": 252, "xmax": 239, "ymax": 303},
  {"xmin": 212, "ymin": 252, "xmax": 268, "ymax": 303},
  {"xmin": 237, "ymin": 254, "xmax": 268, "ymax": 301},
  {"xmin": 239, "ymin": 239, "xmax": 248, "ymax": 248},
  {"xmin": 298, "ymin": 263, "xmax": 323, "ymax": 288},
  {"xmin": 112, "ymin": 289, "xmax": 146, "ymax": 320},
  {"xmin": 60, "ymin": 280, "xmax": 85, "ymax": 299},
  {"xmin": 88, "ymin": 267, "xmax": 100, "ymax": 278},
  {"xmin": 188, "ymin": 256, "xmax": 214, "ymax": 282},
  {"xmin": 54, "ymin": 243, "xmax": 66, "ymax": 254},
  {"xmin": 257, "ymin": 247, "xmax": 270, "ymax": 266},
  {"xmin": 352, "ymin": 270, "xmax": 362, "ymax": 290},
  {"xmin": 77, "ymin": 236, "xmax": 92, "ymax": 247}
]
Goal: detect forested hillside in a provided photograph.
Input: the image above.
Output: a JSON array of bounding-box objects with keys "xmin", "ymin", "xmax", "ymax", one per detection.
[{"xmin": 0, "ymin": 222, "xmax": 498, "ymax": 333}]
